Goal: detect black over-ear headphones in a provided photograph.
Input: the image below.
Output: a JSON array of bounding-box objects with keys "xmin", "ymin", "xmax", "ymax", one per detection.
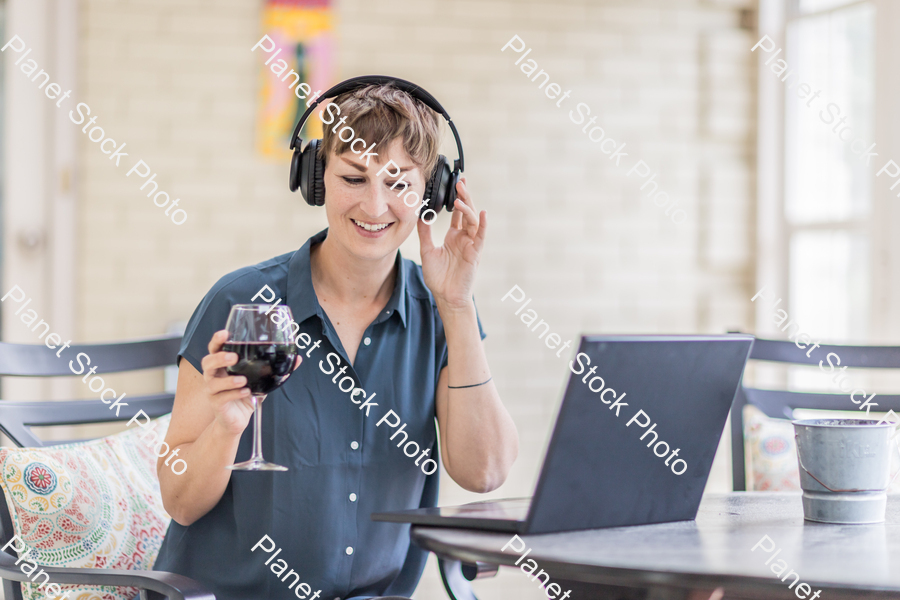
[{"xmin": 288, "ymin": 75, "xmax": 465, "ymax": 216}]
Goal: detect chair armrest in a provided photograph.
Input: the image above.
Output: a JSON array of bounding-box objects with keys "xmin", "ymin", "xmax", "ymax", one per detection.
[
  {"xmin": 438, "ymin": 557, "xmax": 479, "ymax": 600},
  {"xmin": 0, "ymin": 550, "xmax": 215, "ymax": 600},
  {"xmin": 461, "ymin": 561, "xmax": 499, "ymax": 581}
]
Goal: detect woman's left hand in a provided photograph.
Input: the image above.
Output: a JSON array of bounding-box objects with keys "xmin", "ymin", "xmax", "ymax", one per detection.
[{"xmin": 418, "ymin": 176, "xmax": 486, "ymax": 311}]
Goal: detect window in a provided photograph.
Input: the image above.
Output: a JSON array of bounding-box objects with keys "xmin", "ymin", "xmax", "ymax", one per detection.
[
  {"xmin": 783, "ymin": 0, "xmax": 875, "ymax": 343},
  {"xmin": 0, "ymin": 0, "xmax": 5, "ymax": 340},
  {"xmin": 752, "ymin": 0, "xmax": 887, "ymax": 394}
]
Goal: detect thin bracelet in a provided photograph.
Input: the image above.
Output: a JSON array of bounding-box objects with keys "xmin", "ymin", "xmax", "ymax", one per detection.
[{"xmin": 447, "ymin": 376, "xmax": 492, "ymax": 389}]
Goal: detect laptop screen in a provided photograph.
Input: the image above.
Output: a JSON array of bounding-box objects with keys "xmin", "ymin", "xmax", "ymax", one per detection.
[{"xmin": 526, "ymin": 334, "xmax": 753, "ymax": 533}]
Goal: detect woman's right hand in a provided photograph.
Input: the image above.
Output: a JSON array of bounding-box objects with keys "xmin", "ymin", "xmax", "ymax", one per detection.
[
  {"xmin": 201, "ymin": 330, "xmax": 303, "ymax": 436},
  {"xmin": 201, "ymin": 330, "xmax": 255, "ymax": 436}
]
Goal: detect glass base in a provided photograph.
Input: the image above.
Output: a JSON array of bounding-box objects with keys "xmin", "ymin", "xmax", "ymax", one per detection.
[{"xmin": 228, "ymin": 459, "xmax": 288, "ymax": 471}]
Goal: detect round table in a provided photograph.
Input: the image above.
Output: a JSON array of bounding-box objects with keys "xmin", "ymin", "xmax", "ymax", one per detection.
[{"xmin": 411, "ymin": 492, "xmax": 900, "ymax": 599}]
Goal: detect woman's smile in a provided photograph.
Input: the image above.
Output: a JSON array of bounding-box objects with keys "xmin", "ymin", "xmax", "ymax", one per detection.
[{"xmin": 351, "ymin": 217, "xmax": 395, "ymax": 237}]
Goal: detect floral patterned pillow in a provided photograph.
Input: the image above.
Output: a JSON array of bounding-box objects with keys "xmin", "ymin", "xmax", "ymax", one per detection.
[
  {"xmin": 0, "ymin": 415, "xmax": 172, "ymax": 600},
  {"xmin": 743, "ymin": 404, "xmax": 801, "ymax": 491}
]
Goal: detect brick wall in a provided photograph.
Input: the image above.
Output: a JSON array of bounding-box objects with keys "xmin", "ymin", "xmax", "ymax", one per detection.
[{"xmin": 76, "ymin": 0, "xmax": 757, "ymax": 597}]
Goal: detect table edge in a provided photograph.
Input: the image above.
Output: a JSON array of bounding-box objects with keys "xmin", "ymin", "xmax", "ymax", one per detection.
[{"xmin": 410, "ymin": 526, "xmax": 900, "ymax": 599}]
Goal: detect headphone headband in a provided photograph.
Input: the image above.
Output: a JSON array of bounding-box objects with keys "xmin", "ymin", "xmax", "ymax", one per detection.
[{"xmin": 289, "ymin": 75, "xmax": 464, "ymax": 172}]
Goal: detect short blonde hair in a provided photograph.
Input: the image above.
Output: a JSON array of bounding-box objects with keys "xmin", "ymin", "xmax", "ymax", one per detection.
[{"xmin": 318, "ymin": 84, "xmax": 443, "ymax": 177}]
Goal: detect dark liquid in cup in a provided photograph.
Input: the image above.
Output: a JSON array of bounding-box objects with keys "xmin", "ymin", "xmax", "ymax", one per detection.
[{"xmin": 224, "ymin": 342, "xmax": 297, "ymax": 395}]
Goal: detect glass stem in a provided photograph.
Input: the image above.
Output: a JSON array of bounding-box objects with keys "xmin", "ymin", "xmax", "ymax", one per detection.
[{"xmin": 250, "ymin": 394, "xmax": 266, "ymax": 462}]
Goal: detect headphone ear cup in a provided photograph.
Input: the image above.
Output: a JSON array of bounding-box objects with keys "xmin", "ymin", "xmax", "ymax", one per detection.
[
  {"xmin": 312, "ymin": 143, "xmax": 326, "ymax": 207},
  {"xmin": 425, "ymin": 155, "xmax": 451, "ymax": 215},
  {"xmin": 299, "ymin": 139, "xmax": 326, "ymax": 207},
  {"xmin": 445, "ymin": 171, "xmax": 459, "ymax": 213},
  {"xmin": 289, "ymin": 145, "xmax": 303, "ymax": 193}
]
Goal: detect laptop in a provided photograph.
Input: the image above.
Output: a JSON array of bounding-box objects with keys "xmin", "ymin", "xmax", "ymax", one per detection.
[{"xmin": 372, "ymin": 334, "xmax": 754, "ymax": 534}]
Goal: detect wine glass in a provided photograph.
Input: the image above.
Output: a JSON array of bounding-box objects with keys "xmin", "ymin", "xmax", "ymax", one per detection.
[{"xmin": 223, "ymin": 303, "xmax": 298, "ymax": 471}]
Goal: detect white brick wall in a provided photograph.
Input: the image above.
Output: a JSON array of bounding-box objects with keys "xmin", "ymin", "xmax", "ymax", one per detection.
[{"xmin": 73, "ymin": 0, "xmax": 757, "ymax": 597}]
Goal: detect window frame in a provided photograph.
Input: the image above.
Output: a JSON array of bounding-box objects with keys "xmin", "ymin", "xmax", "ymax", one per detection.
[{"xmin": 754, "ymin": 0, "xmax": 897, "ymax": 343}]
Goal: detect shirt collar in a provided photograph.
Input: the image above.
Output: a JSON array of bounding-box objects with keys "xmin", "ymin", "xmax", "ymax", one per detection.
[
  {"xmin": 382, "ymin": 250, "xmax": 408, "ymax": 328},
  {"xmin": 286, "ymin": 228, "xmax": 409, "ymax": 329}
]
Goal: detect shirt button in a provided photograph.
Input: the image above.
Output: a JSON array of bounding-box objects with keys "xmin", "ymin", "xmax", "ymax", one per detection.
[
  {"xmin": 345, "ymin": 546, "xmax": 354, "ymax": 555},
  {"xmin": 349, "ymin": 493, "xmax": 357, "ymax": 502},
  {"xmin": 363, "ymin": 337, "xmax": 371, "ymax": 346},
  {"xmin": 350, "ymin": 441, "xmax": 359, "ymax": 450},
  {"xmin": 385, "ymin": 310, "xmax": 390, "ymax": 314}
]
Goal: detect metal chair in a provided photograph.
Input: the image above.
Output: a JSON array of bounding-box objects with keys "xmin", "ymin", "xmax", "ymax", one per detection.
[
  {"xmin": 439, "ymin": 560, "xmax": 498, "ymax": 600},
  {"xmin": 0, "ymin": 335, "xmax": 212, "ymax": 600},
  {"xmin": 0, "ymin": 335, "xmax": 483, "ymax": 600},
  {"xmin": 730, "ymin": 336, "xmax": 900, "ymax": 491}
]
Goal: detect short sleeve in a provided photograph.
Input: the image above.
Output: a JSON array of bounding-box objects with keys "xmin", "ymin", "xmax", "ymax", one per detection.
[
  {"xmin": 178, "ymin": 269, "xmax": 272, "ymax": 373},
  {"xmin": 437, "ymin": 296, "xmax": 487, "ymax": 372}
]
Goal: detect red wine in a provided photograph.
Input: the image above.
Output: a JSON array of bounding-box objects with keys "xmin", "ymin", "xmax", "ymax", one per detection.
[{"xmin": 223, "ymin": 342, "xmax": 297, "ymax": 395}]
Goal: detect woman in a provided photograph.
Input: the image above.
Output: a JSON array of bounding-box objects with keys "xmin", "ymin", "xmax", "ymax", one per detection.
[{"xmin": 153, "ymin": 82, "xmax": 519, "ymax": 600}]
